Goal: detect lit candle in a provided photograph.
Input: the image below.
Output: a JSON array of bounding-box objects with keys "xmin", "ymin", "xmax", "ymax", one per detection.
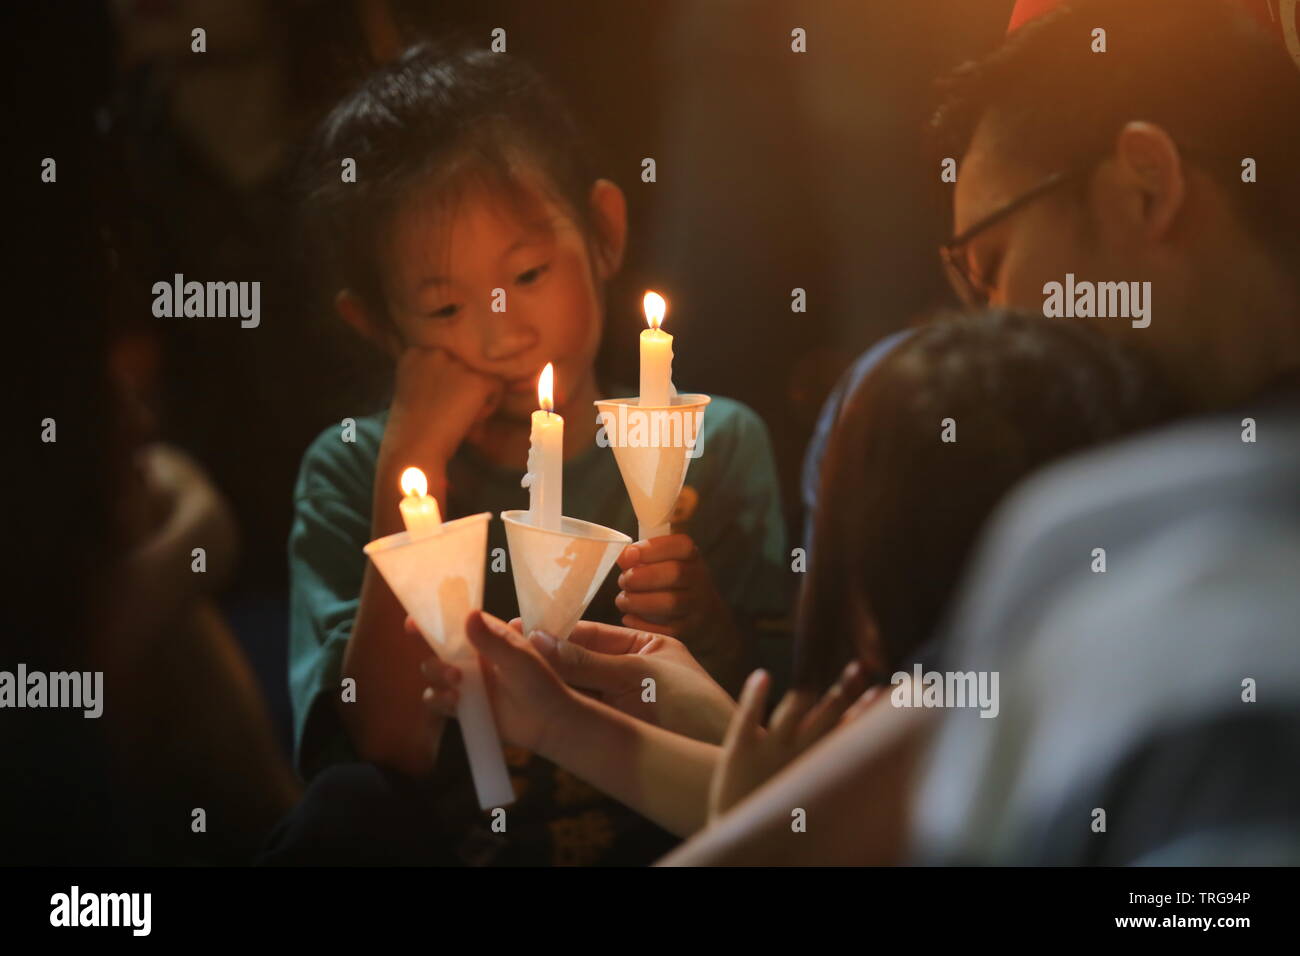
[
  {"xmin": 399, "ymin": 466, "xmax": 442, "ymax": 539},
  {"xmin": 639, "ymin": 291, "xmax": 674, "ymax": 407},
  {"xmin": 522, "ymin": 362, "xmax": 563, "ymax": 530}
]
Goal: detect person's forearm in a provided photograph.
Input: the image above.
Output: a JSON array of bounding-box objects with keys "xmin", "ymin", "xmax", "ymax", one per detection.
[
  {"xmin": 659, "ymin": 704, "xmax": 931, "ymax": 866},
  {"xmin": 540, "ymin": 694, "xmax": 719, "ymax": 838},
  {"xmin": 339, "ymin": 566, "xmax": 440, "ymax": 775}
]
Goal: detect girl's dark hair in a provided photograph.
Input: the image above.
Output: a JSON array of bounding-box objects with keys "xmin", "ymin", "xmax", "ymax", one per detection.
[
  {"xmin": 298, "ymin": 42, "xmax": 601, "ymax": 330},
  {"xmin": 794, "ymin": 311, "xmax": 1185, "ymax": 690}
]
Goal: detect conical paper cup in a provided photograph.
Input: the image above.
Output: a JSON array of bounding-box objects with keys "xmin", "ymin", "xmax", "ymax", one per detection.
[
  {"xmin": 594, "ymin": 394, "xmax": 711, "ymax": 540},
  {"xmin": 501, "ymin": 510, "xmax": 631, "ymax": 640},
  {"xmin": 364, "ymin": 512, "xmax": 513, "ymax": 809},
  {"xmin": 365, "ymin": 513, "xmax": 491, "ymax": 659}
]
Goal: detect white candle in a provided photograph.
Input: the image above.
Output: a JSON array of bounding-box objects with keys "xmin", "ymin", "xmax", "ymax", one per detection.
[
  {"xmin": 522, "ymin": 362, "xmax": 563, "ymax": 530},
  {"xmin": 639, "ymin": 291, "xmax": 674, "ymax": 407},
  {"xmin": 398, "ymin": 466, "xmax": 442, "ymax": 538}
]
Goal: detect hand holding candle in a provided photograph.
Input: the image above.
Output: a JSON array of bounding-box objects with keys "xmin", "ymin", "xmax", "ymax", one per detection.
[
  {"xmin": 639, "ymin": 291, "xmax": 674, "ymax": 407},
  {"xmin": 363, "ymin": 490, "xmax": 513, "ymax": 809},
  {"xmin": 596, "ymin": 287, "xmax": 709, "ymax": 542},
  {"xmin": 522, "ymin": 362, "xmax": 563, "ymax": 531}
]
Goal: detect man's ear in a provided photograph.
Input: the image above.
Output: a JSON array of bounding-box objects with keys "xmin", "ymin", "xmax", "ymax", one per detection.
[
  {"xmin": 1110, "ymin": 121, "xmax": 1187, "ymax": 241},
  {"xmin": 587, "ymin": 179, "xmax": 628, "ymax": 280},
  {"xmin": 335, "ymin": 289, "xmax": 400, "ymax": 356}
]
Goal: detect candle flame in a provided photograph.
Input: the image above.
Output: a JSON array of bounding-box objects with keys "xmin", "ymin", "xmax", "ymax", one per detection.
[
  {"xmin": 400, "ymin": 466, "xmax": 428, "ymax": 498},
  {"xmin": 538, "ymin": 362, "xmax": 555, "ymax": 412},
  {"xmin": 643, "ymin": 291, "xmax": 667, "ymax": 331}
]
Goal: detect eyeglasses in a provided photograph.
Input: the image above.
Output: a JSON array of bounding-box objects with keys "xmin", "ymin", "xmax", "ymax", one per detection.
[
  {"xmin": 939, "ymin": 166, "xmax": 1091, "ymax": 308},
  {"xmin": 939, "ymin": 146, "xmax": 1228, "ymax": 308}
]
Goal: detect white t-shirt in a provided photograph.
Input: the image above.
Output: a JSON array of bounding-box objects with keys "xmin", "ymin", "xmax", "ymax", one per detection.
[{"xmin": 909, "ymin": 407, "xmax": 1300, "ymax": 865}]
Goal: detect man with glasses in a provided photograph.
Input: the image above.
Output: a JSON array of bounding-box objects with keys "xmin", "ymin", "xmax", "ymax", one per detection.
[
  {"xmin": 935, "ymin": 17, "xmax": 1300, "ymax": 411},
  {"xmin": 685, "ymin": 0, "xmax": 1300, "ymax": 866},
  {"xmin": 802, "ymin": 0, "xmax": 1300, "ymax": 545}
]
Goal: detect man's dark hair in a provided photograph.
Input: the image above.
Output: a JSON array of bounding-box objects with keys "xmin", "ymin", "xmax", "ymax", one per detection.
[
  {"xmin": 931, "ymin": 0, "xmax": 1300, "ymax": 265},
  {"xmin": 298, "ymin": 43, "xmax": 601, "ymax": 330},
  {"xmin": 794, "ymin": 310, "xmax": 1185, "ymax": 690}
]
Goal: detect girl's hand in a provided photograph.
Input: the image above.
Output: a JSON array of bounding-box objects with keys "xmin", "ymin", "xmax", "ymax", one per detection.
[
  {"xmin": 416, "ymin": 612, "xmax": 577, "ymax": 755},
  {"xmin": 387, "ymin": 347, "xmax": 503, "ymax": 463},
  {"xmin": 708, "ymin": 662, "xmax": 875, "ymax": 822},
  {"xmin": 527, "ymin": 620, "xmax": 738, "ymax": 744},
  {"xmin": 614, "ymin": 535, "xmax": 742, "ymax": 686}
]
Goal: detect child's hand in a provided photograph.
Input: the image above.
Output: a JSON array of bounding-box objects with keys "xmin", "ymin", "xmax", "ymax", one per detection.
[
  {"xmin": 614, "ymin": 535, "xmax": 741, "ymax": 683},
  {"xmin": 708, "ymin": 663, "xmax": 875, "ymax": 822},
  {"xmin": 388, "ymin": 347, "xmax": 503, "ymax": 463},
  {"xmin": 526, "ymin": 620, "xmax": 738, "ymax": 744},
  {"xmin": 417, "ymin": 612, "xmax": 577, "ymax": 754}
]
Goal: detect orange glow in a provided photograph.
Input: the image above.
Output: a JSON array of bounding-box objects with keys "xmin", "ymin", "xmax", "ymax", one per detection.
[
  {"xmin": 538, "ymin": 362, "xmax": 555, "ymax": 412},
  {"xmin": 643, "ymin": 291, "xmax": 667, "ymax": 331},
  {"xmin": 400, "ymin": 466, "xmax": 428, "ymax": 498}
]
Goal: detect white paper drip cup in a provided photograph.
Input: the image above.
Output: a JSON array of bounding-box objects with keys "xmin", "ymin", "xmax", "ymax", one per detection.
[
  {"xmin": 363, "ymin": 512, "xmax": 514, "ymax": 810},
  {"xmin": 594, "ymin": 394, "xmax": 711, "ymax": 540},
  {"xmin": 500, "ymin": 510, "xmax": 632, "ymax": 641}
]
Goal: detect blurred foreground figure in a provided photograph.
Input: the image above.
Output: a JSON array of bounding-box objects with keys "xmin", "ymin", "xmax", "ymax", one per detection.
[
  {"xmin": 6, "ymin": 5, "xmax": 301, "ymax": 860},
  {"xmin": 911, "ymin": 403, "xmax": 1300, "ymax": 865},
  {"xmin": 664, "ymin": 401, "xmax": 1300, "ymax": 865}
]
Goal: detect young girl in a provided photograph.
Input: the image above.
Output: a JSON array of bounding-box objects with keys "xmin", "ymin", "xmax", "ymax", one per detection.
[
  {"xmin": 281, "ymin": 45, "xmax": 787, "ymax": 865},
  {"xmin": 420, "ymin": 311, "xmax": 1184, "ymax": 840}
]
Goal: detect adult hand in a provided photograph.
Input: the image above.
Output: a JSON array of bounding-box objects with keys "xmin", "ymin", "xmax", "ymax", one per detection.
[
  {"xmin": 528, "ymin": 620, "xmax": 738, "ymax": 744},
  {"xmin": 418, "ymin": 611, "xmax": 577, "ymax": 755},
  {"xmin": 709, "ymin": 662, "xmax": 876, "ymax": 821}
]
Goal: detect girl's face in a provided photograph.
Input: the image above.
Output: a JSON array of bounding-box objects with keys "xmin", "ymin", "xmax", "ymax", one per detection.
[{"xmin": 377, "ymin": 173, "xmax": 622, "ymax": 422}]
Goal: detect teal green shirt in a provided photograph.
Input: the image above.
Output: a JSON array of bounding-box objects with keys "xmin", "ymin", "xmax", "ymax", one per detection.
[{"xmin": 288, "ymin": 394, "xmax": 788, "ymax": 782}]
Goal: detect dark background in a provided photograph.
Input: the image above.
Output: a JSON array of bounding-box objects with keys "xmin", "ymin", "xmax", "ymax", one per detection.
[{"xmin": 17, "ymin": 0, "xmax": 1015, "ymax": 754}]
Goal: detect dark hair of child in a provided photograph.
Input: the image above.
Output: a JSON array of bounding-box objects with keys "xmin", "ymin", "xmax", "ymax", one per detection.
[
  {"xmin": 297, "ymin": 43, "xmax": 605, "ymax": 339},
  {"xmin": 795, "ymin": 310, "xmax": 1186, "ymax": 690}
]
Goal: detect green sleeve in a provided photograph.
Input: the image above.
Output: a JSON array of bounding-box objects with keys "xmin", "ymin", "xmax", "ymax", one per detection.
[
  {"xmin": 689, "ymin": 398, "xmax": 790, "ymax": 621},
  {"xmin": 287, "ymin": 440, "xmax": 373, "ymax": 779}
]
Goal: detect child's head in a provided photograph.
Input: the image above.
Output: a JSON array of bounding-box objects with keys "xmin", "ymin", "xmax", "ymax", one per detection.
[
  {"xmin": 300, "ymin": 44, "xmax": 627, "ymax": 420},
  {"xmin": 795, "ymin": 310, "xmax": 1185, "ymax": 689}
]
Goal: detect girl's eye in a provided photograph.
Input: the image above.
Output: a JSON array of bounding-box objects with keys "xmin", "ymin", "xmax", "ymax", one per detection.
[
  {"xmin": 515, "ymin": 263, "xmax": 550, "ymax": 286},
  {"xmin": 428, "ymin": 304, "xmax": 460, "ymax": 320}
]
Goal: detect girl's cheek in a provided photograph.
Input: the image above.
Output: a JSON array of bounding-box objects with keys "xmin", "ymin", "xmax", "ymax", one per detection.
[
  {"xmin": 393, "ymin": 313, "xmax": 454, "ymax": 351},
  {"xmin": 550, "ymin": 264, "xmax": 602, "ymax": 350},
  {"xmin": 547, "ymin": 302, "xmax": 598, "ymax": 357}
]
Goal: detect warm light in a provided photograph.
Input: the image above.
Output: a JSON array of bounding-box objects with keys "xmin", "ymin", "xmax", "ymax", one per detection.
[
  {"xmin": 643, "ymin": 291, "xmax": 667, "ymax": 331},
  {"xmin": 538, "ymin": 362, "xmax": 555, "ymax": 413},
  {"xmin": 400, "ymin": 466, "xmax": 428, "ymax": 498}
]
